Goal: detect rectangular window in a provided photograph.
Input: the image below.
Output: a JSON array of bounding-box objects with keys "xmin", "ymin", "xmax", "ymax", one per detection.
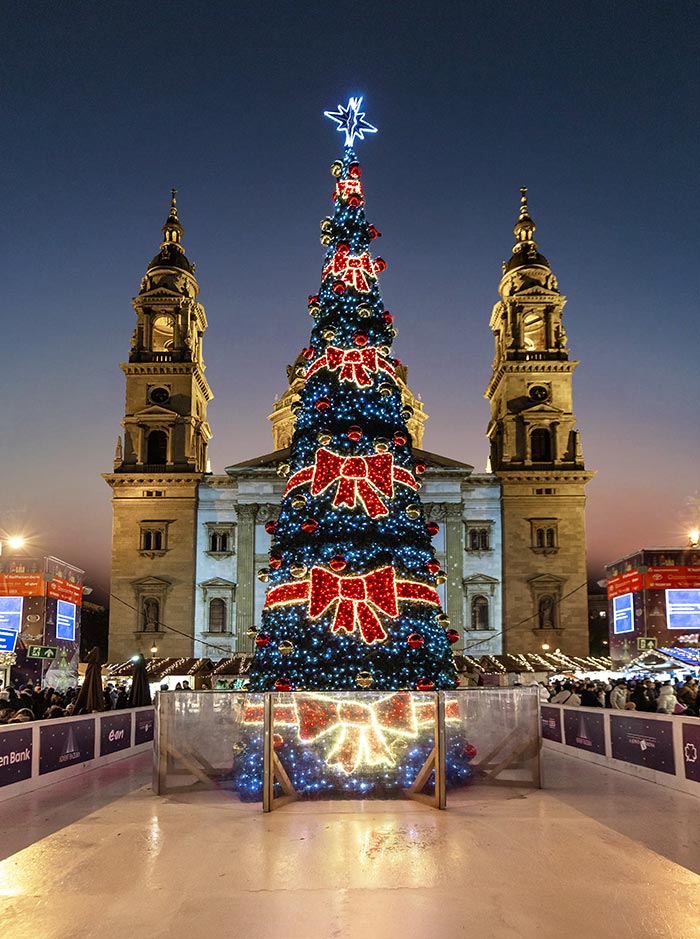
[
  {"xmin": 466, "ymin": 525, "xmax": 492, "ymax": 552},
  {"xmin": 206, "ymin": 524, "xmax": 235, "ymax": 555},
  {"xmin": 139, "ymin": 522, "xmax": 169, "ymax": 554},
  {"xmin": 530, "ymin": 519, "xmax": 558, "ymax": 552}
]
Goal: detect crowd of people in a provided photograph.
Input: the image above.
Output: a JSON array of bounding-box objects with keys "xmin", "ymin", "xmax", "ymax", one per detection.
[
  {"xmin": 0, "ymin": 681, "xmax": 133, "ymax": 724},
  {"xmin": 542, "ymin": 675, "xmax": 699, "ymax": 715}
]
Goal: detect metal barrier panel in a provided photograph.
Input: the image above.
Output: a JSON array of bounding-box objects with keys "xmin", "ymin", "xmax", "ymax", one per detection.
[
  {"xmin": 154, "ymin": 688, "xmax": 540, "ymax": 804},
  {"xmin": 153, "ymin": 691, "xmax": 263, "ymax": 797},
  {"xmin": 443, "ymin": 687, "xmax": 541, "ymax": 789}
]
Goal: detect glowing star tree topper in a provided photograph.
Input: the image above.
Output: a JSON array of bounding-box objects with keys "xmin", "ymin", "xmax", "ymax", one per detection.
[{"xmin": 324, "ymin": 96, "xmax": 378, "ymax": 147}]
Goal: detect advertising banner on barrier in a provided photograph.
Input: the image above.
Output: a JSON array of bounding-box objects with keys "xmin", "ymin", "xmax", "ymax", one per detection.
[
  {"xmin": 610, "ymin": 716, "xmax": 675, "ymax": 775},
  {"xmin": 563, "ymin": 709, "xmax": 606, "ymax": 755},
  {"xmin": 0, "ymin": 727, "xmax": 33, "ymax": 787},
  {"xmin": 540, "ymin": 705, "xmax": 562, "ymax": 743},
  {"xmin": 135, "ymin": 709, "xmax": 155, "ymax": 745},
  {"xmin": 39, "ymin": 719, "xmax": 95, "ymax": 775},
  {"xmin": 100, "ymin": 713, "xmax": 132, "ymax": 756},
  {"xmin": 682, "ymin": 722, "xmax": 700, "ymax": 784}
]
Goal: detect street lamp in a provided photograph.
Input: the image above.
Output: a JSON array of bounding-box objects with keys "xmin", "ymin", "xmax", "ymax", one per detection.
[
  {"xmin": 150, "ymin": 644, "xmax": 158, "ymax": 660},
  {"xmin": 541, "ymin": 642, "xmax": 550, "ymax": 652},
  {"xmin": 689, "ymin": 529, "xmax": 700, "ymax": 548},
  {"xmin": 0, "ymin": 536, "xmax": 26, "ymax": 556}
]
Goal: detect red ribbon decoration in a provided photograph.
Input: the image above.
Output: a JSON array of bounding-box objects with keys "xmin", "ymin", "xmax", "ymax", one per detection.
[
  {"xmin": 322, "ymin": 244, "xmax": 382, "ymax": 293},
  {"xmin": 264, "ymin": 566, "xmax": 441, "ymax": 645},
  {"xmin": 304, "ymin": 345, "xmax": 396, "ymax": 387},
  {"xmin": 286, "ymin": 448, "xmax": 417, "ymax": 519}
]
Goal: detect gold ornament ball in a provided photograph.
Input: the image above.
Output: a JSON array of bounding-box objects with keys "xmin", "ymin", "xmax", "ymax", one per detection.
[
  {"xmin": 257, "ymin": 568, "xmax": 270, "ymax": 583},
  {"xmin": 437, "ymin": 613, "xmax": 451, "ymax": 627},
  {"xmin": 378, "ymin": 383, "xmax": 393, "ymax": 397},
  {"xmin": 436, "ymin": 570, "xmax": 448, "ymax": 585},
  {"xmin": 317, "ymin": 432, "xmax": 332, "ymax": 445},
  {"xmin": 276, "ymin": 462, "xmax": 290, "ymax": 477},
  {"xmin": 356, "ymin": 671, "xmax": 374, "ymax": 688},
  {"xmin": 330, "ymin": 160, "xmax": 343, "ymax": 177},
  {"xmin": 377, "ymin": 345, "xmax": 390, "ymax": 356},
  {"xmin": 322, "ymin": 327, "xmax": 336, "ymax": 341},
  {"xmin": 290, "ymin": 564, "xmax": 307, "ymax": 579},
  {"xmin": 374, "ymin": 438, "xmax": 390, "ymax": 453},
  {"xmin": 246, "ymin": 626, "xmax": 258, "ymax": 638},
  {"xmin": 278, "ymin": 640, "xmax": 294, "ymax": 656},
  {"xmin": 405, "ymin": 503, "xmax": 421, "ymax": 519},
  {"xmin": 291, "ymin": 494, "xmax": 307, "ymax": 509},
  {"xmin": 357, "ymin": 304, "xmax": 372, "ymax": 318}
]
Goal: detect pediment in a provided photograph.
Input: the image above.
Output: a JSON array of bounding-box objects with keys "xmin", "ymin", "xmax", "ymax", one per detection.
[
  {"xmin": 199, "ymin": 578, "xmax": 236, "ymax": 588},
  {"xmin": 131, "ymin": 576, "xmax": 172, "ymax": 588},
  {"xmin": 134, "ymin": 405, "xmax": 178, "ymax": 419},
  {"xmin": 522, "ymin": 402, "xmax": 566, "ymax": 415},
  {"xmin": 527, "ymin": 573, "xmax": 565, "ymax": 587},
  {"xmin": 463, "ymin": 573, "xmax": 499, "ymax": 585}
]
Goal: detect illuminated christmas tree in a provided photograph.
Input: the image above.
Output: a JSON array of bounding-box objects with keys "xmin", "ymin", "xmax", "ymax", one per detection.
[{"xmin": 247, "ymin": 97, "xmax": 459, "ymax": 694}]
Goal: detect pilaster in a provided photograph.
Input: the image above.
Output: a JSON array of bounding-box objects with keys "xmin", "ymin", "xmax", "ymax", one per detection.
[
  {"xmin": 444, "ymin": 502, "xmax": 464, "ymax": 633},
  {"xmin": 235, "ymin": 503, "xmax": 258, "ymax": 647}
]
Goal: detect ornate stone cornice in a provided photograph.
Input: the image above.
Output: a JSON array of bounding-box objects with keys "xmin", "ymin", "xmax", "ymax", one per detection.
[
  {"xmin": 497, "ymin": 470, "xmax": 595, "ymax": 484},
  {"xmin": 485, "ymin": 360, "xmax": 578, "ymax": 400},
  {"xmin": 102, "ymin": 473, "xmax": 204, "ymax": 489},
  {"xmin": 120, "ymin": 361, "xmax": 213, "ymax": 401}
]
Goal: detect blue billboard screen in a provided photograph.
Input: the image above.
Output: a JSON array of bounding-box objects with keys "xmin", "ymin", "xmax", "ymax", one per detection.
[
  {"xmin": 0, "ymin": 597, "xmax": 22, "ymax": 633},
  {"xmin": 613, "ymin": 592, "xmax": 634, "ymax": 634},
  {"xmin": 56, "ymin": 600, "xmax": 76, "ymax": 641},
  {"xmin": 666, "ymin": 589, "xmax": 700, "ymax": 630}
]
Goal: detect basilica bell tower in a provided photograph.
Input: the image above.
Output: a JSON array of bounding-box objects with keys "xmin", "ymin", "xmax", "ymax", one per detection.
[
  {"xmin": 104, "ymin": 193, "xmax": 213, "ymax": 661},
  {"xmin": 485, "ymin": 190, "xmax": 594, "ymax": 655}
]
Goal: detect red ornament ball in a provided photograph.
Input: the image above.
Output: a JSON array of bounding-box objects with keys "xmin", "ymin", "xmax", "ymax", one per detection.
[
  {"xmin": 455, "ymin": 677, "xmax": 461, "ymax": 687},
  {"xmin": 329, "ymin": 555, "xmax": 347, "ymax": 572},
  {"xmin": 301, "ymin": 518, "xmax": 319, "ymax": 533},
  {"xmin": 393, "ymin": 432, "xmax": 407, "ymax": 447},
  {"xmin": 269, "ymin": 552, "xmax": 283, "ymax": 570},
  {"xmin": 353, "ymin": 332, "xmax": 369, "ymax": 347},
  {"xmin": 347, "ymin": 425, "xmax": 363, "ymax": 442},
  {"xmin": 255, "ymin": 633, "xmax": 271, "ymax": 648},
  {"xmin": 273, "ymin": 733, "xmax": 285, "ymax": 750},
  {"xmin": 332, "ymin": 281, "xmax": 347, "ymax": 294},
  {"xmin": 274, "ymin": 678, "xmax": 292, "ymax": 692},
  {"xmin": 415, "ymin": 462, "xmax": 427, "ymax": 475},
  {"xmin": 307, "ymin": 294, "xmax": 319, "ymax": 306},
  {"xmin": 264, "ymin": 520, "xmax": 277, "ymax": 535},
  {"xmin": 368, "ymin": 224, "xmax": 381, "ymax": 239},
  {"xmin": 382, "ymin": 311, "xmax": 394, "ymax": 324},
  {"xmin": 315, "ymin": 396, "xmax": 331, "ymax": 411},
  {"xmin": 446, "ymin": 629, "xmax": 460, "ymax": 644},
  {"xmin": 302, "ymin": 346, "xmax": 315, "ymax": 360},
  {"xmin": 348, "ymin": 195, "xmax": 362, "ymax": 207},
  {"xmin": 374, "ymin": 257, "xmax": 387, "ymax": 273},
  {"xmin": 348, "ymin": 162, "xmax": 362, "ymax": 179},
  {"xmin": 427, "ymin": 521, "xmax": 440, "ymax": 536},
  {"xmin": 426, "ymin": 559, "xmax": 440, "ymax": 575},
  {"xmin": 416, "ymin": 679, "xmax": 434, "ymax": 692},
  {"xmin": 406, "ymin": 633, "xmax": 425, "ymax": 649},
  {"xmin": 464, "ymin": 743, "xmax": 477, "ymax": 760}
]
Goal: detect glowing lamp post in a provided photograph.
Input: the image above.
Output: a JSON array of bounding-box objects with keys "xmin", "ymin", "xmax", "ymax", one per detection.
[
  {"xmin": 0, "ymin": 536, "xmax": 26, "ymax": 556},
  {"xmin": 689, "ymin": 530, "xmax": 700, "ymax": 548},
  {"xmin": 150, "ymin": 644, "xmax": 158, "ymax": 660}
]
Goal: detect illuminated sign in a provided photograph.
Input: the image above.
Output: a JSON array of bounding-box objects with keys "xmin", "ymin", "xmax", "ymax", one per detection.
[
  {"xmin": 56, "ymin": 600, "xmax": 76, "ymax": 641},
  {"xmin": 0, "ymin": 630, "xmax": 18, "ymax": 653},
  {"xmin": 0, "ymin": 597, "xmax": 22, "ymax": 632},
  {"xmin": 613, "ymin": 592, "xmax": 634, "ymax": 634},
  {"xmin": 666, "ymin": 589, "xmax": 700, "ymax": 631}
]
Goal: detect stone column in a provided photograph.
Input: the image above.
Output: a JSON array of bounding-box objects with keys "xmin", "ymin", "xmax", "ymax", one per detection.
[
  {"xmin": 444, "ymin": 503, "xmax": 464, "ymax": 634},
  {"xmin": 235, "ymin": 503, "xmax": 258, "ymax": 650}
]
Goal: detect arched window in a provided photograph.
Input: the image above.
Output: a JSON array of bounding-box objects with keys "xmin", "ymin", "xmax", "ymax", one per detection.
[
  {"xmin": 208, "ymin": 598, "xmax": 226, "ymax": 633},
  {"xmin": 471, "ymin": 595, "xmax": 489, "ymax": 631},
  {"xmin": 147, "ymin": 431, "xmax": 168, "ymax": 464},
  {"xmin": 531, "ymin": 428, "xmax": 552, "ymax": 462}
]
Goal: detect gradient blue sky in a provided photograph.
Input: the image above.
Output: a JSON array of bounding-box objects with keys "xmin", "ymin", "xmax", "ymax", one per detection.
[{"xmin": 1, "ymin": 1, "xmax": 698, "ymax": 602}]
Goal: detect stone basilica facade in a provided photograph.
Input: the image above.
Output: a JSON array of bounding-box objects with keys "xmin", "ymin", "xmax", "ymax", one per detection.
[{"xmin": 104, "ymin": 190, "xmax": 592, "ymax": 662}]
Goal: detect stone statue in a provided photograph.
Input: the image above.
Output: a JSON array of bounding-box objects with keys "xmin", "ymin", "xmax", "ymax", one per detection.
[
  {"xmin": 144, "ymin": 597, "xmax": 159, "ymax": 630},
  {"xmin": 538, "ymin": 595, "xmax": 554, "ymax": 629}
]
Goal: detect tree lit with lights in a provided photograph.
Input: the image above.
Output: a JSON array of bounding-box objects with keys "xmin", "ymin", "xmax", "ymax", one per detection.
[{"xmin": 247, "ymin": 98, "xmax": 459, "ymax": 694}]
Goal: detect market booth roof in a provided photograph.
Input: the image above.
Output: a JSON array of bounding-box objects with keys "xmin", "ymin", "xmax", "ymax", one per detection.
[
  {"xmin": 625, "ymin": 647, "xmax": 700, "ymax": 672},
  {"xmin": 106, "ymin": 657, "xmax": 215, "ymax": 681},
  {"xmin": 472, "ymin": 652, "xmax": 613, "ymax": 675}
]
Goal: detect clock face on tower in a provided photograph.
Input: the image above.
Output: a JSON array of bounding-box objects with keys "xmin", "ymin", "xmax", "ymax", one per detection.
[
  {"xmin": 529, "ymin": 385, "xmax": 549, "ymax": 402},
  {"xmin": 149, "ymin": 386, "xmax": 170, "ymax": 405}
]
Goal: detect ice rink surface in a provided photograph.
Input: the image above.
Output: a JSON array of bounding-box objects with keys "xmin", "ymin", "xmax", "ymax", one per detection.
[{"xmin": 1, "ymin": 749, "xmax": 698, "ymax": 939}]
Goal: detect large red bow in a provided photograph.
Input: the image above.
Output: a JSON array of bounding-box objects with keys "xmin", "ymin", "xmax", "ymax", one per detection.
[
  {"xmin": 264, "ymin": 566, "xmax": 441, "ymax": 645},
  {"xmin": 322, "ymin": 244, "xmax": 380, "ymax": 293},
  {"xmin": 296, "ymin": 693, "xmax": 417, "ymax": 774},
  {"xmin": 285, "ymin": 448, "xmax": 417, "ymax": 519},
  {"xmin": 304, "ymin": 345, "xmax": 396, "ymax": 387},
  {"xmin": 309, "ymin": 566, "xmax": 397, "ymax": 643}
]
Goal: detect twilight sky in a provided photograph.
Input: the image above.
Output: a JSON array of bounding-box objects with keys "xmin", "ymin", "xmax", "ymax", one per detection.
[{"xmin": 1, "ymin": 1, "xmax": 698, "ymax": 603}]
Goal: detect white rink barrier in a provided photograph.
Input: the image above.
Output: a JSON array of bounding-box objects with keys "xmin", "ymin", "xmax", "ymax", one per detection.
[
  {"xmin": 0, "ymin": 706, "xmax": 155, "ymax": 802},
  {"xmin": 541, "ymin": 703, "xmax": 700, "ymax": 798}
]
